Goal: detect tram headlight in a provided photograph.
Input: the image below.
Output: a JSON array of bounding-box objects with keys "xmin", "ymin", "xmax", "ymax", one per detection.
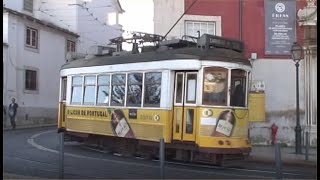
[
  {"xmin": 225, "ymin": 140, "xmax": 231, "ymax": 145},
  {"xmin": 202, "ymin": 109, "xmax": 213, "ymax": 117},
  {"xmin": 154, "ymin": 115, "xmax": 160, "ymax": 121}
]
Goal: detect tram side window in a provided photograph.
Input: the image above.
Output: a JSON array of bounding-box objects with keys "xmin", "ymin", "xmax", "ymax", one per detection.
[
  {"xmin": 71, "ymin": 76, "xmax": 83, "ymax": 105},
  {"xmin": 202, "ymin": 67, "xmax": 228, "ymax": 106},
  {"xmin": 111, "ymin": 74, "xmax": 126, "ymax": 106},
  {"xmin": 230, "ymin": 69, "xmax": 247, "ymax": 107},
  {"xmin": 144, "ymin": 72, "xmax": 161, "ymax": 107},
  {"xmin": 97, "ymin": 75, "xmax": 110, "ymax": 106},
  {"xmin": 127, "ymin": 73, "xmax": 143, "ymax": 107},
  {"xmin": 83, "ymin": 76, "xmax": 96, "ymax": 105}
]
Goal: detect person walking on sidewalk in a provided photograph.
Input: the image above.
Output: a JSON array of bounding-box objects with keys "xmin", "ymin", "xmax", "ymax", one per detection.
[{"xmin": 8, "ymin": 98, "xmax": 18, "ymax": 129}]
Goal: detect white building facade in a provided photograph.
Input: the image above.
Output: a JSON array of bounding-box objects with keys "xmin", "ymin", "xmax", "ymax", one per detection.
[
  {"xmin": 3, "ymin": 7, "xmax": 79, "ymax": 127},
  {"xmin": 154, "ymin": 0, "xmax": 222, "ymax": 40},
  {"xmin": 3, "ymin": 0, "xmax": 125, "ymax": 127},
  {"xmin": 4, "ymin": 0, "xmax": 124, "ymax": 54}
]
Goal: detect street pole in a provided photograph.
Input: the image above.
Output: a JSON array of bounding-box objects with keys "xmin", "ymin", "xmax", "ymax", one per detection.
[
  {"xmin": 275, "ymin": 142, "xmax": 282, "ymax": 179},
  {"xmin": 59, "ymin": 131, "xmax": 64, "ymax": 179},
  {"xmin": 295, "ymin": 61, "xmax": 302, "ymax": 154},
  {"xmin": 159, "ymin": 138, "xmax": 165, "ymax": 179}
]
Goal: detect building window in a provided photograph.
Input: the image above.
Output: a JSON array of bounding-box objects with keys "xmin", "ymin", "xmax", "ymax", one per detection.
[
  {"xmin": 107, "ymin": 12, "xmax": 118, "ymax": 26},
  {"xmin": 26, "ymin": 27, "xmax": 38, "ymax": 49},
  {"xmin": 185, "ymin": 21, "xmax": 215, "ymax": 39},
  {"xmin": 25, "ymin": 69, "xmax": 37, "ymax": 91},
  {"xmin": 126, "ymin": 73, "xmax": 143, "ymax": 107},
  {"xmin": 71, "ymin": 76, "xmax": 83, "ymax": 105},
  {"xmin": 23, "ymin": 0, "xmax": 33, "ymax": 13},
  {"xmin": 144, "ymin": 72, "xmax": 161, "ymax": 107},
  {"xmin": 67, "ymin": 40, "xmax": 76, "ymax": 52}
]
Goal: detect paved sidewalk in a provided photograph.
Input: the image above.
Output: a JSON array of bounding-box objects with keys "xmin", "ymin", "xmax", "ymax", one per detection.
[
  {"xmin": 3, "ymin": 123, "xmax": 56, "ymax": 131},
  {"xmin": 3, "ymin": 172, "xmax": 41, "ymax": 179},
  {"xmin": 248, "ymin": 145, "xmax": 317, "ymax": 167}
]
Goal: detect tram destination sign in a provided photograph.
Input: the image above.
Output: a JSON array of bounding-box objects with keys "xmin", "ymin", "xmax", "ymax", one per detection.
[
  {"xmin": 197, "ymin": 34, "xmax": 243, "ymax": 52},
  {"xmin": 265, "ymin": 0, "xmax": 296, "ymax": 55}
]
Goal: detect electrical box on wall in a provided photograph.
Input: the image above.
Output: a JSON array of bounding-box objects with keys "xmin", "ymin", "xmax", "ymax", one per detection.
[
  {"xmin": 251, "ymin": 53, "xmax": 257, "ymax": 60},
  {"xmin": 248, "ymin": 93, "xmax": 266, "ymax": 122},
  {"xmin": 250, "ymin": 80, "xmax": 265, "ymax": 92},
  {"xmin": 249, "ymin": 80, "xmax": 266, "ymax": 122}
]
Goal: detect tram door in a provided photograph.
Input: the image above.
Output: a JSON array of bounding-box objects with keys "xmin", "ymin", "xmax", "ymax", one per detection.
[
  {"xmin": 58, "ymin": 77, "xmax": 67, "ymax": 128},
  {"xmin": 173, "ymin": 72, "xmax": 197, "ymax": 141}
]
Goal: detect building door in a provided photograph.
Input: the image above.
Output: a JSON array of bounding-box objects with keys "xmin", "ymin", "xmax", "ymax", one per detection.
[{"xmin": 173, "ymin": 72, "xmax": 197, "ymax": 141}]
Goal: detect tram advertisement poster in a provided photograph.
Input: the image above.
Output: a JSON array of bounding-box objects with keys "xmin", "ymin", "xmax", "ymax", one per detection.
[
  {"xmin": 111, "ymin": 109, "xmax": 135, "ymax": 138},
  {"xmin": 212, "ymin": 110, "xmax": 235, "ymax": 137},
  {"xmin": 264, "ymin": 0, "xmax": 296, "ymax": 55}
]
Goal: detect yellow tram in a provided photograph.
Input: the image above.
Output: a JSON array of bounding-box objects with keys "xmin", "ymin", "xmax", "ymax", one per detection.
[{"xmin": 58, "ymin": 34, "xmax": 252, "ymax": 165}]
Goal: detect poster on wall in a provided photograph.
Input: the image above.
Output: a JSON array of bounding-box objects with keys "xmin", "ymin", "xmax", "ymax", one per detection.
[{"xmin": 265, "ymin": 0, "xmax": 296, "ymax": 55}]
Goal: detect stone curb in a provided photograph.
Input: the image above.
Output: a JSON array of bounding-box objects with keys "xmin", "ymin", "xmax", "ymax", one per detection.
[
  {"xmin": 246, "ymin": 156, "xmax": 317, "ymax": 167},
  {"xmin": 3, "ymin": 172, "xmax": 42, "ymax": 179},
  {"xmin": 3, "ymin": 124, "xmax": 56, "ymax": 131}
]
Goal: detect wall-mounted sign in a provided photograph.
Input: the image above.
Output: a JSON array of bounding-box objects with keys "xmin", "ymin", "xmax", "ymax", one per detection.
[
  {"xmin": 250, "ymin": 81, "xmax": 266, "ymax": 92},
  {"xmin": 265, "ymin": 0, "xmax": 296, "ymax": 55}
]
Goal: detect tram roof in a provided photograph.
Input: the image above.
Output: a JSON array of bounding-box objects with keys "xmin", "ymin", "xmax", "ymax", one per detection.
[{"xmin": 61, "ymin": 47, "xmax": 251, "ymax": 70}]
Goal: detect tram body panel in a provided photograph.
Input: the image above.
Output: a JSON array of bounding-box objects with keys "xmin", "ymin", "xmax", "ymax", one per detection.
[
  {"xmin": 195, "ymin": 107, "xmax": 250, "ymax": 149},
  {"xmin": 64, "ymin": 106, "xmax": 173, "ymax": 142}
]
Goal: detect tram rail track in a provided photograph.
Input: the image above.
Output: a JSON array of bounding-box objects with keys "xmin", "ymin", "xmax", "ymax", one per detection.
[
  {"xmin": 79, "ymin": 143, "xmax": 311, "ymax": 178},
  {"xmin": 21, "ymin": 130, "xmax": 315, "ymax": 179}
]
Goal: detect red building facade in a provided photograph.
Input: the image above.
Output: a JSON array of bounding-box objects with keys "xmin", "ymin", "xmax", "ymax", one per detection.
[{"xmin": 185, "ymin": 0, "xmax": 306, "ymax": 59}]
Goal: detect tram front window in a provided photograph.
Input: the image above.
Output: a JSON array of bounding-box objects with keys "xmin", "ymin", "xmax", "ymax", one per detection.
[
  {"xmin": 202, "ymin": 67, "xmax": 228, "ymax": 106},
  {"xmin": 230, "ymin": 69, "xmax": 247, "ymax": 107}
]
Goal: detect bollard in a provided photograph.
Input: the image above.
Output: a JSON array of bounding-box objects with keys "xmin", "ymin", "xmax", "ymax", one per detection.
[
  {"xmin": 305, "ymin": 131, "xmax": 309, "ymax": 160},
  {"xmin": 59, "ymin": 132, "xmax": 64, "ymax": 179},
  {"xmin": 275, "ymin": 143, "xmax": 282, "ymax": 179},
  {"xmin": 159, "ymin": 138, "xmax": 165, "ymax": 179}
]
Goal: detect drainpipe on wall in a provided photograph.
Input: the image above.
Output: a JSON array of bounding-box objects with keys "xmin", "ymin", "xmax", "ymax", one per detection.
[
  {"xmin": 4, "ymin": 46, "xmax": 8, "ymax": 126},
  {"xmin": 4, "ymin": 44, "xmax": 12, "ymax": 126},
  {"xmin": 239, "ymin": 0, "xmax": 243, "ymax": 40}
]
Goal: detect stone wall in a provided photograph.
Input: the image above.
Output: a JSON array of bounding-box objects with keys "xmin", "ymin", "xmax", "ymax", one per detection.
[{"xmin": 4, "ymin": 107, "xmax": 57, "ymax": 128}]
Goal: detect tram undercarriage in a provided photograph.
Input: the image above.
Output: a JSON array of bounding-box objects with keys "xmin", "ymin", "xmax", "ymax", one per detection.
[{"xmin": 65, "ymin": 131, "xmax": 250, "ymax": 166}]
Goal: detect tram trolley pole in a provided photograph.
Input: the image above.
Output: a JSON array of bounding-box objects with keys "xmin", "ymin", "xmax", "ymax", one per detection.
[
  {"xmin": 58, "ymin": 128, "xmax": 66, "ymax": 179},
  {"xmin": 159, "ymin": 138, "xmax": 165, "ymax": 179},
  {"xmin": 275, "ymin": 142, "xmax": 282, "ymax": 179}
]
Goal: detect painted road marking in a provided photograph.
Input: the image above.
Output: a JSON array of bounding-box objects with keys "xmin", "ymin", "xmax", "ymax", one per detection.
[
  {"xmin": 27, "ymin": 130, "xmax": 159, "ymax": 168},
  {"xmin": 27, "ymin": 130, "xmax": 308, "ymax": 179}
]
